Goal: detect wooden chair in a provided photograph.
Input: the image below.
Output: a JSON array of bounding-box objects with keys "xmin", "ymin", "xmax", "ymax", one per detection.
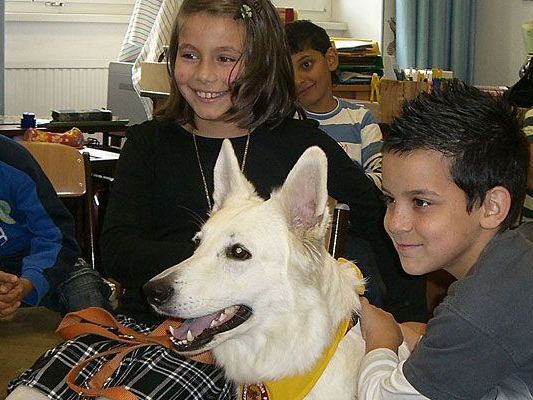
[{"xmin": 20, "ymin": 141, "xmax": 97, "ymax": 269}]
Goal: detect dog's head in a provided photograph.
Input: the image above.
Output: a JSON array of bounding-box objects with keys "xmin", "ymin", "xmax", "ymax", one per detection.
[{"xmin": 144, "ymin": 140, "xmax": 354, "ymax": 364}]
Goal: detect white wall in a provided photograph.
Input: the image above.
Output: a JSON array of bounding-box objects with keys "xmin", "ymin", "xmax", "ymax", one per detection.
[
  {"xmin": 4, "ymin": 1, "xmax": 384, "ymax": 70},
  {"xmin": 4, "ymin": 0, "xmax": 382, "ymax": 117},
  {"xmin": 5, "ymin": 19, "xmax": 128, "ymax": 116},
  {"xmin": 10, "ymin": 1, "xmax": 533, "ymax": 109},
  {"xmin": 6, "ymin": 21, "xmax": 127, "ymax": 69},
  {"xmin": 332, "ymin": 0, "xmax": 383, "ymax": 42},
  {"xmin": 4, "ymin": 1, "xmax": 132, "ymax": 116},
  {"xmin": 474, "ymin": 0, "xmax": 533, "ymax": 86}
]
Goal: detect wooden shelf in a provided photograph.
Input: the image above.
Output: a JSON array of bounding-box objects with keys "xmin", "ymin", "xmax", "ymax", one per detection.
[{"xmin": 332, "ymin": 84, "xmax": 371, "ymax": 101}]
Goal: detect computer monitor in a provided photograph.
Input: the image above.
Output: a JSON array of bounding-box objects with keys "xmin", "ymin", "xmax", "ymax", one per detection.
[{"xmin": 106, "ymin": 61, "xmax": 149, "ymax": 125}]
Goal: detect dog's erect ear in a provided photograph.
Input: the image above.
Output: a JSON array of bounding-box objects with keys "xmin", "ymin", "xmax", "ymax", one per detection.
[
  {"xmin": 212, "ymin": 139, "xmax": 257, "ymax": 211},
  {"xmin": 279, "ymin": 146, "xmax": 329, "ymax": 230}
]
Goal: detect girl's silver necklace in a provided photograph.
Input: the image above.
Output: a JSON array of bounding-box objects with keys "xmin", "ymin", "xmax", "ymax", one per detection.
[{"xmin": 192, "ymin": 132, "xmax": 250, "ymax": 210}]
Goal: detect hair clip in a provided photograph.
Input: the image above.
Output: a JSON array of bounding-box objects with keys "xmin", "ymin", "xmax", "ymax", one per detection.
[{"xmin": 238, "ymin": 2, "xmax": 253, "ymax": 20}]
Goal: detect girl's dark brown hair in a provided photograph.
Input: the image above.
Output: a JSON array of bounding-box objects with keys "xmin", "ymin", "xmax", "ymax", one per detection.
[{"xmin": 158, "ymin": 0, "xmax": 298, "ymax": 129}]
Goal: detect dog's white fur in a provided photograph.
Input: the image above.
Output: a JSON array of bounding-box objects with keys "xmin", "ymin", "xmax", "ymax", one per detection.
[{"xmin": 150, "ymin": 141, "xmax": 369, "ymax": 399}]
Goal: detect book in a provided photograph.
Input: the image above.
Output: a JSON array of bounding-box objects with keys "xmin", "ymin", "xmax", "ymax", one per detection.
[
  {"xmin": 338, "ymin": 64, "xmax": 384, "ymax": 74},
  {"xmin": 277, "ymin": 7, "xmax": 297, "ymax": 24},
  {"xmin": 338, "ymin": 55, "xmax": 384, "ymax": 68},
  {"xmin": 45, "ymin": 119, "xmax": 129, "ymax": 130},
  {"xmin": 51, "ymin": 109, "xmax": 113, "ymax": 122},
  {"xmin": 331, "ymin": 39, "xmax": 381, "ymax": 55}
]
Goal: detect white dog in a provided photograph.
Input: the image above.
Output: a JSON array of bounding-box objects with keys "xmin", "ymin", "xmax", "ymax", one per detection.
[{"xmin": 144, "ymin": 140, "xmax": 375, "ymax": 400}]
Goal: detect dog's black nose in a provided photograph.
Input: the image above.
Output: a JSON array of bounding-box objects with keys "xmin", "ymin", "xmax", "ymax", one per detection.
[{"xmin": 143, "ymin": 281, "xmax": 174, "ymax": 306}]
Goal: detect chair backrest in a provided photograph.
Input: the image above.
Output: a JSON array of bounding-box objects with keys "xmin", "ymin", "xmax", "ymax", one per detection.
[
  {"xmin": 20, "ymin": 141, "xmax": 97, "ymax": 268},
  {"xmin": 20, "ymin": 141, "xmax": 86, "ymax": 197}
]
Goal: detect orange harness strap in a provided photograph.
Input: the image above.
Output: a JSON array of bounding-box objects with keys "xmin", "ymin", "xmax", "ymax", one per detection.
[{"xmin": 57, "ymin": 307, "xmax": 215, "ymax": 400}]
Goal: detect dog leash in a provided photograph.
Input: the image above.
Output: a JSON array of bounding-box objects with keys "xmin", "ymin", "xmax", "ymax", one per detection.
[{"xmin": 57, "ymin": 307, "xmax": 215, "ymax": 400}]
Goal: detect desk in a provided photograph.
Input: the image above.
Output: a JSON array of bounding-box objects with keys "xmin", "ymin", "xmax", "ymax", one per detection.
[
  {"xmin": 0, "ymin": 125, "xmax": 119, "ymax": 178},
  {"xmin": 0, "ymin": 124, "xmax": 32, "ymax": 137},
  {"xmin": 47, "ymin": 120, "xmax": 128, "ymax": 150},
  {"xmin": 82, "ymin": 147, "xmax": 120, "ymax": 178},
  {"xmin": 0, "ymin": 121, "xmax": 128, "ymax": 151},
  {"xmin": 140, "ymin": 90, "xmax": 169, "ymax": 113}
]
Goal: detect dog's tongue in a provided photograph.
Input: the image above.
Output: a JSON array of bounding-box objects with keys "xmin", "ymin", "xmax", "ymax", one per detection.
[
  {"xmin": 170, "ymin": 311, "xmax": 220, "ymax": 340},
  {"xmin": 168, "ymin": 305, "xmax": 240, "ymax": 340}
]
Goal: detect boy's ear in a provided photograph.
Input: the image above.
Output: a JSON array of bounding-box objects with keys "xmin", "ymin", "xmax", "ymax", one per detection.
[
  {"xmin": 480, "ymin": 186, "xmax": 511, "ymax": 229},
  {"xmin": 325, "ymin": 47, "xmax": 339, "ymax": 72}
]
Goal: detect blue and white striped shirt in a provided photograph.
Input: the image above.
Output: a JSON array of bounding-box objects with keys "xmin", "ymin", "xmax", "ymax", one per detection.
[{"xmin": 305, "ymin": 97, "xmax": 383, "ymax": 190}]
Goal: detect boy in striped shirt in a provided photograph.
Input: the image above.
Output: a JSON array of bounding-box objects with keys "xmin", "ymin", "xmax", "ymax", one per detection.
[{"xmin": 286, "ymin": 20, "xmax": 383, "ymax": 189}]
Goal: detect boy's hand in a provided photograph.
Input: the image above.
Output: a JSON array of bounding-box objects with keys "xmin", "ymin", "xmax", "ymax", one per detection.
[
  {"xmin": 400, "ymin": 322, "xmax": 426, "ymax": 352},
  {"xmin": 0, "ymin": 272, "xmax": 33, "ymax": 321},
  {"xmin": 0, "ymin": 270, "xmax": 18, "ymax": 294},
  {"xmin": 359, "ymin": 296, "xmax": 403, "ymax": 353}
]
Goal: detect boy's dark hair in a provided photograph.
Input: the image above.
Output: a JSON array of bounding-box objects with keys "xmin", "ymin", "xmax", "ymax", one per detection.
[
  {"xmin": 384, "ymin": 79, "xmax": 529, "ymax": 231},
  {"xmin": 285, "ymin": 20, "xmax": 338, "ymax": 84},
  {"xmin": 159, "ymin": 0, "xmax": 298, "ymax": 129},
  {"xmin": 285, "ymin": 20, "xmax": 331, "ymax": 56}
]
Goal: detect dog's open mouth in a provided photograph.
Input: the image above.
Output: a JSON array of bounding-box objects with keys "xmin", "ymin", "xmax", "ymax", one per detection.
[{"xmin": 168, "ymin": 305, "xmax": 252, "ymax": 352}]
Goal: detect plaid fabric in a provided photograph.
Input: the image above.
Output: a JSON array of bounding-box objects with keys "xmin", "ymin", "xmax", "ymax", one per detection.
[{"xmin": 8, "ymin": 315, "xmax": 236, "ymax": 400}]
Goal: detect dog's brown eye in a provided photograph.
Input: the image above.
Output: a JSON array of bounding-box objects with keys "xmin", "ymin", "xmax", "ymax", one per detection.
[{"xmin": 227, "ymin": 244, "xmax": 251, "ymax": 260}]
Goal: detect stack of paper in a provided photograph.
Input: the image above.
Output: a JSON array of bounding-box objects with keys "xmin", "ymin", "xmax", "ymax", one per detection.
[{"xmin": 332, "ymin": 38, "xmax": 383, "ymax": 85}]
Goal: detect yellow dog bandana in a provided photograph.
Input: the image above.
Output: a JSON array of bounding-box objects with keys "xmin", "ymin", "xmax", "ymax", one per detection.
[
  {"xmin": 239, "ymin": 318, "xmax": 350, "ymax": 400},
  {"xmin": 239, "ymin": 258, "xmax": 364, "ymax": 400}
]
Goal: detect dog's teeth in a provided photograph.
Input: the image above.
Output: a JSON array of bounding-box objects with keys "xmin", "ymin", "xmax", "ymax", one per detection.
[
  {"xmin": 225, "ymin": 305, "xmax": 237, "ymax": 314},
  {"xmin": 218, "ymin": 312, "xmax": 227, "ymax": 322},
  {"xmin": 210, "ymin": 319, "xmax": 217, "ymax": 328},
  {"xmin": 187, "ymin": 330, "xmax": 195, "ymax": 342},
  {"xmin": 169, "ymin": 326, "xmax": 176, "ymax": 337}
]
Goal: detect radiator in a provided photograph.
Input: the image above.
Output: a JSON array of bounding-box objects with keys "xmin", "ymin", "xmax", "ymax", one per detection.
[{"xmin": 5, "ymin": 67, "xmax": 109, "ymax": 119}]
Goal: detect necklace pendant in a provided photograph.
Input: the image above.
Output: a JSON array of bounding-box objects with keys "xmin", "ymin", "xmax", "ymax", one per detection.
[{"xmin": 192, "ymin": 132, "xmax": 251, "ymax": 211}]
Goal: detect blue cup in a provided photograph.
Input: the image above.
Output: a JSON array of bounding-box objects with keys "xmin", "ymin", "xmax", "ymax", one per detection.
[{"xmin": 21, "ymin": 112, "xmax": 36, "ymax": 129}]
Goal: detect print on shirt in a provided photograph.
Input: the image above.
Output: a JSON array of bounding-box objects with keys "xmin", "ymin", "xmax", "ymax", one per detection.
[
  {"xmin": 0, "ymin": 200, "xmax": 16, "ymax": 224},
  {"xmin": 0, "ymin": 200, "xmax": 15, "ymax": 247}
]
